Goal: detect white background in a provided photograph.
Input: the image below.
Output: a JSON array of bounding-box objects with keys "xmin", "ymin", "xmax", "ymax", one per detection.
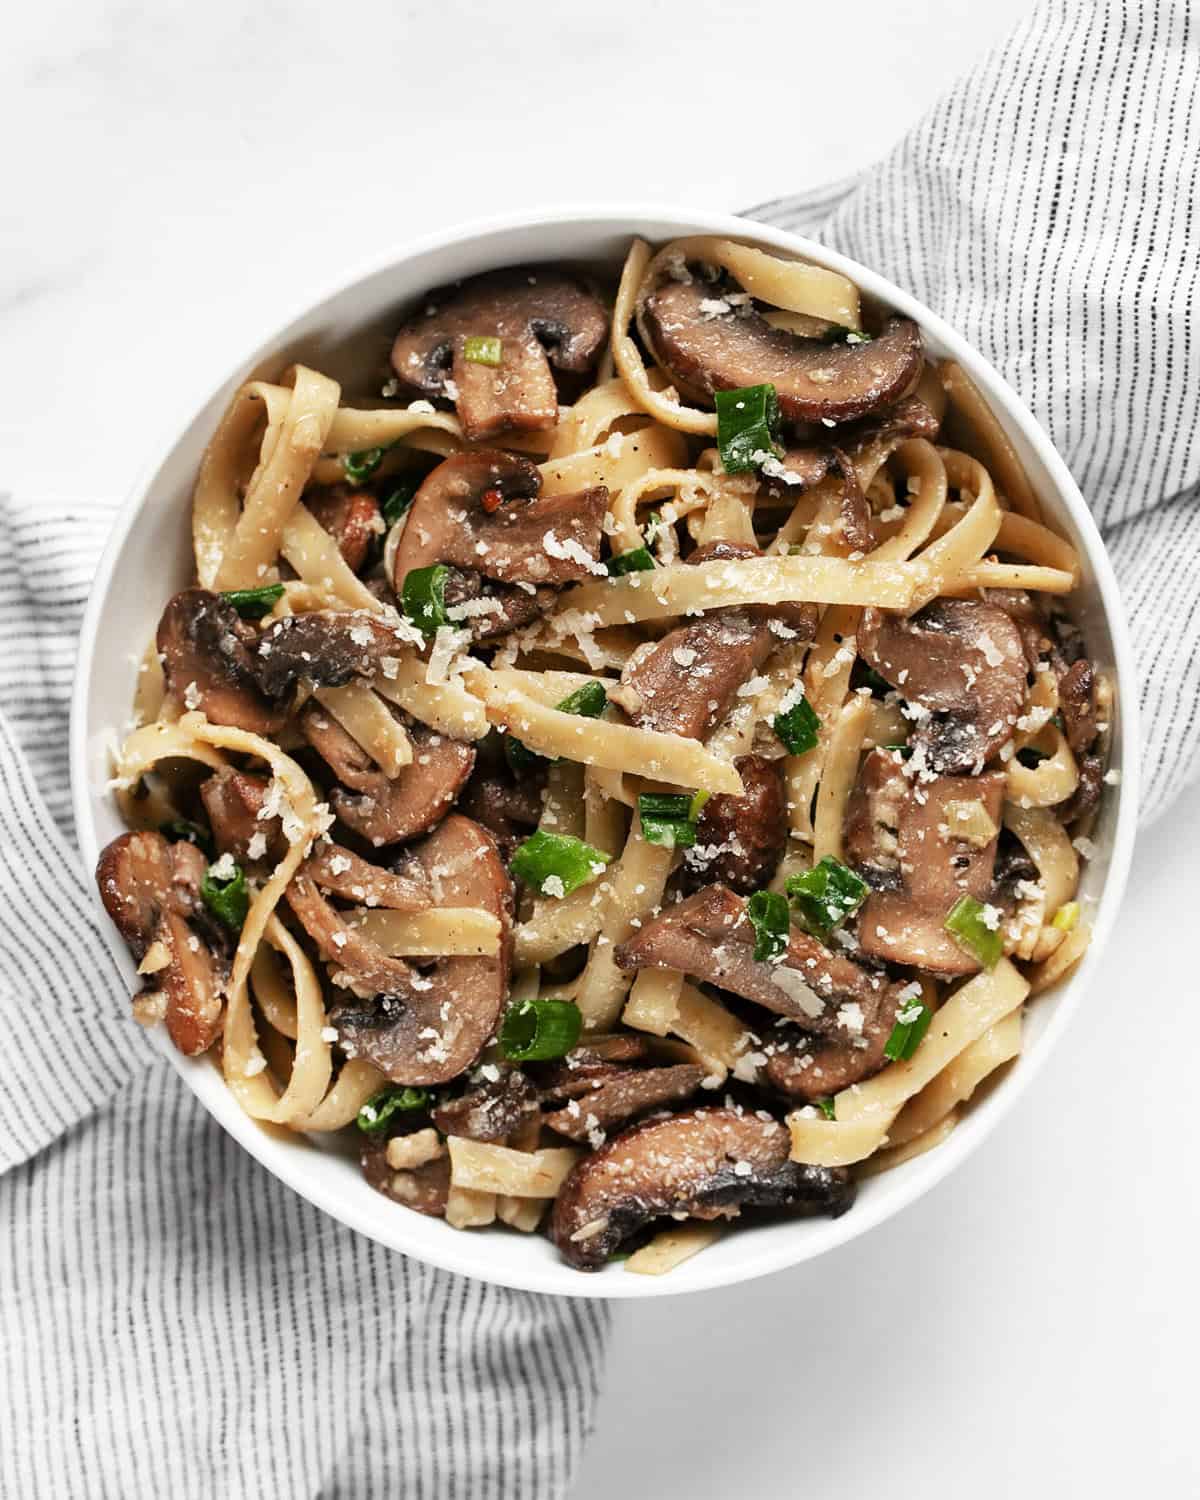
[{"xmin": 5, "ymin": 2, "xmax": 1199, "ymax": 1495}]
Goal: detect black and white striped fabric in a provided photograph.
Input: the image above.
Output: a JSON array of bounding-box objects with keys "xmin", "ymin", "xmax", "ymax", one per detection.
[
  {"xmin": 2, "ymin": 0, "xmax": 1196, "ymax": 1492},
  {"xmin": 0, "ymin": 496, "xmax": 609, "ymax": 1495},
  {"xmin": 751, "ymin": 0, "xmax": 1200, "ymax": 825}
]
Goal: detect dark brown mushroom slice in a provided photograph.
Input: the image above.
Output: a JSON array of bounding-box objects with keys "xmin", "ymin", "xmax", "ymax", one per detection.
[
  {"xmin": 1059, "ymin": 751, "xmax": 1103, "ymax": 825},
  {"xmin": 550, "ymin": 1106, "xmax": 855, "ymax": 1269},
  {"xmin": 456, "ymin": 762, "xmax": 547, "ymax": 862},
  {"xmin": 305, "ymin": 486, "xmax": 383, "ymax": 574},
  {"xmin": 986, "ymin": 588, "xmax": 1053, "ymax": 673},
  {"xmin": 157, "ymin": 589, "xmax": 284, "ymax": 734},
  {"xmin": 544, "ymin": 1064, "xmax": 707, "ymax": 1142},
  {"xmin": 199, "ymin": 768, "xmax": 286, "ymax": 863},
  {"xmin": 678, "ymin": 755, "xmax": 787, "ymax": 896},
  {"xmin": 761, "ymin": 995, "xmax": 904, "ymax": 1102},
  {"xmin": 1057, "ymin": 657, "xmax": 1099, "ymax": 755},
  {"xmin": 533, "ymin": 1034, "xmax": 655, "ymax": 1100},
  {"xmin": 441, "ymin": 567, "xmax": 558, "ymax": 643},
  {"xmin": 615, "ymin": 884, "xmax": 890, "ymax": 1032},
  {"xmin": 859, "ymin": 598, "xmax": 1028, "ymax": 773},
  {"xmin": 830, "ymin": 446, "xmax": 875, "ymax": 553},
  {"xmin": 847, "ymin": 748, "xmax": 1006, "ymax": 975},
  {"xmin": 390, "ymin": 450, "xmax": 608, "ymax": 595},
  {"xmin": 361, "ymin": 1135, "xmax": 450, "ymax": 1217},
  {"xmin": 431, "ymin": 1071, "xmax": 540, "ymax": 1143},
  {"xmin": 295, "ymin": 815, "xmax": 511, "ymax": 1086},
  {"xmin": 390, "ymin": 268, "xmax": 608, "ymax": 441},
  {"xmin": 761, "ymin": 395, "xmax": 941, "ymax": 500},
  {"xmin": 640, "ymin": 277, "xmax": 922, "ymax": 424},
  {"xmin": 95, "ymin": 831, "xmax": 228, "ymax": 1056},
  {"xmin": 303, "ymin": 840, "xmax": 430, "ymax": 911},
  {"xmin": 253, "ymin": 611, "xmax": 416, "ymax": 699}
]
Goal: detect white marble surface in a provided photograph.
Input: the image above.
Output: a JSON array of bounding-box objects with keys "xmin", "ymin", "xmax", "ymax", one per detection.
[{"xmin": 6, "ymin": 1, "xmax": 1198, "ymax": 1495}]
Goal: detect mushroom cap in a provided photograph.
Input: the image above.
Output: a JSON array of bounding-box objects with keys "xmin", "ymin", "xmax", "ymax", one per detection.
[
  {"xmin": 846, "ymin": 747, "xmax": 1007, "ymax": 975},
  {"xmin": 390, "ymin": 267, "xmax": 608, "ymax": 441},
  {"xmin": 678, "ymin": 754, "xmax": 788, "ymax": 896},
  {"xmin": 640, "ymin": 277, "xmax": 923, "ymax": 425},
  {"xmin": 95, "ymin": 831, "xmax": 227, "ymax": 1056},
  {"xmin": 157, "ymin": 589, "xmax": 284, "ymax": 734},
  {"xmin": 317, "ymin": 815, "xmax": 513, "ymax": 1086},
  {"xmin": 430, "ymin": 1070, "xmax": 540, "ymax": 1143},
  {"xmin": 859, "ymin": 598, "xmax": 1028, "ymax": 773},
  {"xmin": 389, "ymin": 449, "xmax": 608, "ymax": 597},
  {"xmin": 550, "ymin": 1106, "xmax": 855, "ymax": 1269},
  {"xmin": 253, "ymin": 611, "xmax": 417, "ymax": 699}
]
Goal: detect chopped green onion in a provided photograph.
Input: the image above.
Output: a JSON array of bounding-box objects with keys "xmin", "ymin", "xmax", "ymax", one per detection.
[
  {"xmin": 715, "ymin": 384, "xmax": 782, "ymax": 474},
  {"xmin": 944, "ymin": 895, "xmax": 1003, "ymax": 969},
  {"xmin": 1051, "ymin": 901, "xmax": 1080, "ymax": 932},
  {"xmin": 608, "ymin": 545, "xmax": 655, "ymax": 575},
  {"xmin": 822, "ymin": 325, "xmax": 873, "ymax": 345},
  {"xmin": 746, "ymin": 889, "xmax": 790, "ymax": 962},
  {"xmin": 500, "ymin": 997, "xmax": 582, "ymax": 1061},
  {"xmin": 220, "ymin": 583, "xmax": 284, "ymax": 619},
  {"xmin": 816, "ymin": 1096, "xmax": 837, "ymax": 1121},
  {"xmin": 381, "ymin": 480, "xmax": 418, "ymax": 527},
  {"xmin": 356, "ymin": 1086, "xmax": 431, "ymax": 1134},
  {"xmin": 401, "ymin": 563, "xmax": 450, "ymax": 636},
  {"xmin": 200, "ymin": 860, "xmax": 249, "ymax": 931},
  {"xmin": 160, "ymin": 819, "xmax": 214, "ymax": 858},
  {"xmin": 644, "ymin": 510, "xmax": 664, "ymax": 542},
  {"xmin": 503, "ymin": 734, "xmax": 542, "ymax": 774},
  {"xmin": 554, "ymin": 681, "xmax": 608, "ymax": 719},
  {"xmin": 343, "ymin": 446, "xmax": 386, "ymax": 484},
  {"xmin": 786, "ymin": 857, "xmax": 869, "ymax": 938},
  {"xmin": 638, "ymin": 791, "xmax": 703, "ymax": 849},
  {"xmin": 510, "ymin": 830, "xmax": 611, "ymax": 898},
  {"xmin": 463, "ymin": 335, "xmax": 503, "ymax": 366},
  {"xmin": 773, "ymin": 691, "xmax": 821, "ymax": 755},
  {"xmin": 884, "ymin": 995, "xmax": 933, "ymax": 1061}
]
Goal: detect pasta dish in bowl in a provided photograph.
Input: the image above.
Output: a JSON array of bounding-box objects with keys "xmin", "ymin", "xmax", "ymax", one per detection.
[{"xmin": 73, "ymin": 210, "xmax": 1135, "ymax": 1292}]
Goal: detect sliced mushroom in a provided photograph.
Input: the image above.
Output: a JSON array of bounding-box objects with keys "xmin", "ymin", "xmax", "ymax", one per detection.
[
  {"xmin": 303, "ymin": 840, "xmax": 430, "ymax": 911},
  {"xmin": 442, "ymin": 568, "xmax": 556, "ymax": 641},
  {"xmin": 763, "ymin": 394, "xmax": 941, "ymax": 498},
  {"xmin": 430, "ymin": 1070, "xmax": 540, "ymax": 1143},
  {"xmin": 1057, "ymin": 657, "xmax": 1099, "ymax": 755},
  {"xmin": 390, "ymin": 450, "xmax": 608, "ymax": 594},
  {"xmin": 199, "ymin": 768, "xmax": 285, "ymax": 863},
  {"xmin": 986, "ymin": 588, "xmax": 1053, "ymax": 673},
  {"xmin": 456, "ymin": 762, "xmax": 547, "ymax": 862},
  {"xmin": 761, "ymin": 998, "xmax": 904, "ymax": 1102},
  {"xmin": 678, "ymin": 754, "xmax": 787, "ymax": 895},
  {"xmin": 615, "ymin": 884, "xmax": 891, "ymax": 1032},
  {"xmin": 95, "ymin": 831, "xmax": 228, "ymax": 1056},
  {"xmin": 157, "ymin": 589, "xmax": 284, "ymax": 733},
  {"xmin": 305, "ymin": 486, "xmax": 383, "ymax": 574},
  {"xmin": 533, "ymin": 1035, "xmax": 655, "ymax": 1099},
  {"xmin": 641, "ymin": 277, "xmax": 922, "ymax": 425},
  {"xmin": 254, "ymin": 611, "xmax": 416, "ymax": 699},
  {"xmin": 292, "ymin": 815, "xmax": 511, "ymax": 1085},
  {"xmin": 859, "ymin": 599, "xmax": 1028, "ymax": 773},
  {"xmin": 362, "ymin": 1134, "xmax": 450, "ymax": 1216},
  {"xmin": 830, "ymin": 446, "xmax": 874, "ymax": 553},
  {"xmin": 550, "ymin": 1106, "xmax": 855, "ymax": 1269},
  {"xmin": 544, "ymin": 1064, "xmax": 706, "ymax": 1143},
  {"xmin": 390, "ymin": 268, "xmax": 608, "ymax": 441},
  {"xmin": 1060, "ymin": 752, "xmax": 1103, "ymax": 825},
  {"xmin": 300, "ymin": 704, "xmax": 476, "ymax": 848},
  {"xmin": 846, "ymin": 747, "xmax": 1006, "ymax": 975}
]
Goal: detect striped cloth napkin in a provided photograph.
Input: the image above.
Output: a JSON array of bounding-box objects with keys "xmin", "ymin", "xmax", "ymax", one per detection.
[{"xmin": 1, "ymin": 0, "xmax": 1196, "ymax": 1492}]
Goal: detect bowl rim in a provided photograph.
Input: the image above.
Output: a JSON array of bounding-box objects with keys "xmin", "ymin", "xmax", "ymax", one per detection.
[{"xmin": 69, "ymin": 203, "xmax": 1140, "ymax": 1297}]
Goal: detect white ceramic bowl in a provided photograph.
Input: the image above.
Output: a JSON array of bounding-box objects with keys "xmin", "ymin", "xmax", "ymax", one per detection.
[{"xmin": 70, "ymin": 207, "xmax": 1139, "ymax": 1297}]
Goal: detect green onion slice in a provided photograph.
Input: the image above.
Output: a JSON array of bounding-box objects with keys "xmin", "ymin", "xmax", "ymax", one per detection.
[
  {"xmin": 401, "ymin": 563, "xmax": 450, "ymax": 636},
  {"xmin": 608, "ymin": 545, "xmax": 655, "ymax": 575},
  {"xmin": 160, "ymin": 819, "xmax": 214, "ymax": 858},
  {"xmin": 381, "ymin": 480, "xmax": 418, "ymax": 527},
  {"xmin": 884, "ymin": 993, "xmax": 933, "ymax": 1062},
  {"xmin": 356, "ymin": 1086, "xmax": 431, "ymax": 1134},
  {"xmin": 637, "ymin": 790, "xmax": 709, "ymax": 849},
  {"xmin": 510, "ymin": 830, "xmax": 612, "ymax": 898},
  {"xmin": 715, "ymin": 384, "xmax": 782, "ymax": 474},
  {"xmin": 463, "ymin": 335, "xmax": 503, "ymax": 366},
  {"xmin": 200, "ymin": 860, "xmax": 249, "ymax": 931},
  {"xmin": 746, "ymin": 889, "xmax": 790, "ymax": 962},
  {"xmin": 773, "ymin": 690, "xmax": 821, "ymax": 755},
  {"xmin": 220, "ymin": 583, "xmax": 285, "ymax": 620},
  {"xmin": 816, "ymin": 1096, "xmax": 837, "ymax": 1121},
  {"xmin": 500, "ymin": 997, "xmax": 582, "ymax": 1062},
  {"xmin": 503, "ymin": 734, "xmax": 542, "ymax": 774},
  {"xmin": 786, "ymin": 857, "xmax": 869, "ymax": 937},
  {"xmin": 943, "ymin": 895, "xmax": 1003, "ymax": 969},
  {"xmin": 1051, "ymin": 901, "xmax": 1080, "ymax": 932},
  {"xmin": 343, "ymin": 446, "xmax": 386, "ymax": 484},
  {"xmin": 554, "ymin": 680, "xmax": 608, "ymax": 719}
]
